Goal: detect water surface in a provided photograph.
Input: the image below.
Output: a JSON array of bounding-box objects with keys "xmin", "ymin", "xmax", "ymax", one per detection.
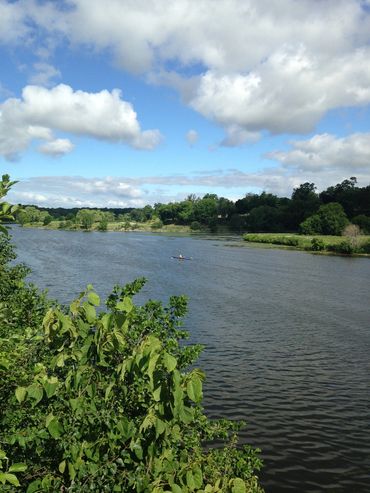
[{"xmin": 10, "ymin": 227, "xmax": 370, "ymax": 492}]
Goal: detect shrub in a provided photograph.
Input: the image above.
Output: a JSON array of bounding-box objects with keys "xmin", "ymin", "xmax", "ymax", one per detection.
[
  {"xmin": 1, "ymin": 280, "xmax": 263, "ymax": 492},
  {"xmin": 151, "ymin": 218, "xmax": 163, "ymax": 230},
  {"xmin": 310, "ymin": 238, "xmax": 325, "ymax": 251},
  {"xmin": 190, "ymin": 221, "xmax": 202, "ymax": 231},
  {"xmin": 359, "ymin": 240, "xmax": 370, "ymax": 254},
  {"xmin": 327, "ymin": 240, "xmax": 354, "ymax": 254}
]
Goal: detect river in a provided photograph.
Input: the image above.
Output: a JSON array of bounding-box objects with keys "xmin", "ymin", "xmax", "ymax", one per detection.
[{"xmin": 10, "ymin": 227, "xmax": 370, "ymax": 492}]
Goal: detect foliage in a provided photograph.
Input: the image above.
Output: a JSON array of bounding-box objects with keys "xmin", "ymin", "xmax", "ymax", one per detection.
[
  {"xmin": 0, "ymin": 174, "xmax": 18, "ymax": 235},
  {"xmin": 310, "ymin": 238, "xmax": 325, "ymax": 251},
  {"xmin": 326, "ymin": 240, "xmax": 354, "ymax": 255},
  {"xmin": 151, "ymin": 218, "xmax": 164, "ymax": 230},
  {"xmin": 76, "ymin": 209, "xmax": 96, "ymax": 230},
  {"xmin": 1, "ymin": 279, "xmax": 263, "ymax": 492},
  {"xmin": 1, "ymin": 175, "xmax": 263, "ymax": 493},
  {"xmin": 98, "ymin": 216, "xmax": 109, "ymax": 231},
  {"xmin": 352, "ymin": 214, "xmax": 370, "ymax": 234},
  {"xmin": 300, "ymin": 203, "xmax": 349, "ymax": 235},
  {"xmin": 243, "ymin": 233, "xmax": 370, "ymax": 255},
  {"xmin": 14, "ymin": 177, "xmax": 370, "ymax": 236},
  {"xmin": 190, "ymin": 221, "xmax": 202, "ymax": 231}
]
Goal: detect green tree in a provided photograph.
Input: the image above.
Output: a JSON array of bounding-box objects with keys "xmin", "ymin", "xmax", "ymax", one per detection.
[
  {"xmin": 300, "ymin": 202, "xmax": 349, "ymax": 235},
  {"xmin": 76, "ymin": 209, "xmax": 96, "ymax": 230},
  {"xmin": 352, "ymin": 214, "xmax": 370, "ymax": 234},
  {"xmin": 97, "ymin": 216, "xmax": 108, "ymax": 231},
  {"xmin": 287, "ymin": 183, "xmax": 320, "ymax": 230}
]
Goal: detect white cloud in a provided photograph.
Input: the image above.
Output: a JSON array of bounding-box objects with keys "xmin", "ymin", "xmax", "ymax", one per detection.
[
  {"xmin": 9, "ymin": 176, "xmax": 147, "ymax": 208},
  {"xmin": 0, "ymin": 0, "xmax": 28, "ymax": 43},
  {"xmin": 0, "ymin": 83, "xmax": 162, "ymax": 159},
  {"xmin": 2, "ymin": 1, "xmax": 370, "ymax": 141},
  {"xmin": 8, "ymin": 161, "xmax": 370, "ymax": 209},
  {"xmin": 186, "ymin": 129, "xmax": 198, "ymax": 146},
  {"xmin": 189, "ymin": 46, "xmax": 370, "ymax": 134},
  {"xmin": 267, "ymin": 133, "xmax": 370, "ymax": 171},
  {"xmin": 38, "ymin": 138, "xmax": 74, "ymax": 156}
]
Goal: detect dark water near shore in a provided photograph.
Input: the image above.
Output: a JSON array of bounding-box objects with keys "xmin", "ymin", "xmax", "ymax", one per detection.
[{"xmin": 10, "ymin": 227, "xmax": 370, "ymax": 492}]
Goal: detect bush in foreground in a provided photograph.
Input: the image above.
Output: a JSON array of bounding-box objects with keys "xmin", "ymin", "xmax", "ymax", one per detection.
[
  {"xmin": 1, "ymin": 176, "xmax": 263, "ymax": 492},
  {"xmin": 1, "ymin": 278, "xmax": 263, "ymax": 492}
]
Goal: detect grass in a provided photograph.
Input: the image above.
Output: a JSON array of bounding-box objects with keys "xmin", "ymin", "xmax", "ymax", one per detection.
[{"xmin": 243, "ymin": 233, "xmax": 370, "ymax": 255}]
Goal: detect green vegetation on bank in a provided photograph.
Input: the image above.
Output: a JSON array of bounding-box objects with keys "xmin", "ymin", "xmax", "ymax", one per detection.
[
  {"xmin": 1, "ymin": 174, "xmax": 263, "ymax": 492},
  {"xmin": 243, "ymin": 232, "xmax": 370, "ymax": 255},
  {"xmin": 13, "ymin": 177, "xmax": 370, "ymax": 236}
]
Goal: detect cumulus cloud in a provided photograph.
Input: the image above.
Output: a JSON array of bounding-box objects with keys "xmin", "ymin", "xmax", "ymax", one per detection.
[
  {"xmin": 40, "ymin": 0, "xmax": 370, "ymax": 136},
  {"xmin": 0, "ymin": 83, "xmax": 161, "ymax": 159},
  {"xmin": 189, "ymin": 47, "xmax": 370, "ymax": 134},
  {"xmin": 186, "ymin": 129, "xmax": 198, "ymax": 146},
  {"xmin": 267, "ymin": 133, "xmax": 370, "ymax": 171},
  {"xmin": 2, "ymin": 1, "xmax": 370, "ymax": 140}
]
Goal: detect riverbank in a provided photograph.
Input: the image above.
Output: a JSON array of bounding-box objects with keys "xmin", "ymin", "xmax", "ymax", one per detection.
[
  {"xmin": 243, "ymin": 232, "xmax": 370, "ymax": 255},
  {"xmin": 20, "ymin": 219, "xmax": 194, "ymax": 234}
]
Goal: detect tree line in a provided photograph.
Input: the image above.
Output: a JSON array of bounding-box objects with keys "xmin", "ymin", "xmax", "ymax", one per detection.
[{"xmin": 15, "ymin": 177, "xmax": 370, "ymax": 235}]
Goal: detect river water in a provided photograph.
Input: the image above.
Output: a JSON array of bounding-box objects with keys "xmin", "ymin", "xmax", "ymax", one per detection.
[{"xmin": 10, "ymin": 227, "xmax": 370, "ymax": 492}]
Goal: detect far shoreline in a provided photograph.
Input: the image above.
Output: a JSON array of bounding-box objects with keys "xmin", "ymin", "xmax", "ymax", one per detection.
[{"xmin": 14, "ymin": 222, "xmax": 370, "ymax": 258}]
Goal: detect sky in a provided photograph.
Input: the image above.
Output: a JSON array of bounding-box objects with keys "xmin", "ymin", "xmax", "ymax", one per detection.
[{"xmin": 1, "ymin": 0, "xmax": 370, "ymax": 208}]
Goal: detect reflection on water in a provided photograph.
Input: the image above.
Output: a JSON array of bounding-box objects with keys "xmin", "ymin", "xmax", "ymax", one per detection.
[{"xmin": 11, "ymin": 227, "xmax": 370, "ymax": 493}]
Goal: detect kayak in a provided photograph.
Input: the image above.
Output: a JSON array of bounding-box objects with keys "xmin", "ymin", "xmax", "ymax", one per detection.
[{"xmin": 171, "ymin": 256, "xmax": 192, "ymax": 260}]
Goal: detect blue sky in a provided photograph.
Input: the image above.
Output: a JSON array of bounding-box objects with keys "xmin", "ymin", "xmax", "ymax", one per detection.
[{"xmin": 1, "ymin": 0, "xmax": 370, "ymax": 208}]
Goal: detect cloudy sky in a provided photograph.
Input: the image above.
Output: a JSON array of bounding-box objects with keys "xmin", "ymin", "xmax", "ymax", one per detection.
[{"xmin": 1, "ymin": 0, "xmax": 370, "ymax": 207}]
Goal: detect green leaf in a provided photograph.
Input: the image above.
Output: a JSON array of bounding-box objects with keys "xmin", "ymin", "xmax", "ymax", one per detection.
[
  {"xmin": 3, "ymin": 473, "xmax": 20, "ymax": 486},
  {"xmin": 163, "ymin": 352, "xmax": 177, "ymax": 372},
  {"xmin": 59, "ymin": 460, "xmax": 66, "ymax": 474},
  {"xmin": 88, "ymin": 292, "xmax": 100, "ymax": 306},
  {"xmin": 47, "ymin": 417, "xmax": 64, "ymax": 439},
  {"xmin": 171, "ymin": 485, "xmax": 182, "ymax": 493},
  {"xmin": 186, "ymin": 376, "xmax": 202, "ymax": 403},
  {"xmin": 27, "ymin": 384, "xmax": 43, "ymax": 405},
  {"xmin": 68, "ymin": 462, "xmax": 76, "ymax": 480},
  {"xmin": 153, "ymin": 386, "xmax": 161, "ymax": 401},
  {"xmin": 43, "ymin": 377, "xmax": 58, "ymax": 398},
  {"xmin": 26, "ymin": 480, "xmax": 42, "ymax": 493},
  {"xmin": 155, "ymin": 418, "xmax": 166, "ymax": 437},
  {"xmin": 186, "ymin": 470, "xmax": 195, "ymax": 491},
  {"xmin": 69, "ymin": 397, "xmax": 81, "ymax": 411},
  {"xmin": 83, "ymin": 303, "xmax": 96, "ymax": 323},
  {"xmin": 9, "ymin": 463, "xmax": 27, "ymax": 473},
  {"xmin": 132, "ymin": 443, "xmax": 143, "ymax": 460},
  {"xmin": 231, "ymin": 478, "xmax": 246, "ymax": 493},
  {"xmin": 116, "ymin": 297, "xmax": 133, "ymax": 313},
  {"xmin": 193, "ymin": 467, "xmax": 203, "ymax": 489},
  {"xmin": 15, "ymin": 386, "xmax": 27, "ymax": 403},
  {"xmin": 0, "ymin": 358, "xmax": 9, "ymax": 370}
]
